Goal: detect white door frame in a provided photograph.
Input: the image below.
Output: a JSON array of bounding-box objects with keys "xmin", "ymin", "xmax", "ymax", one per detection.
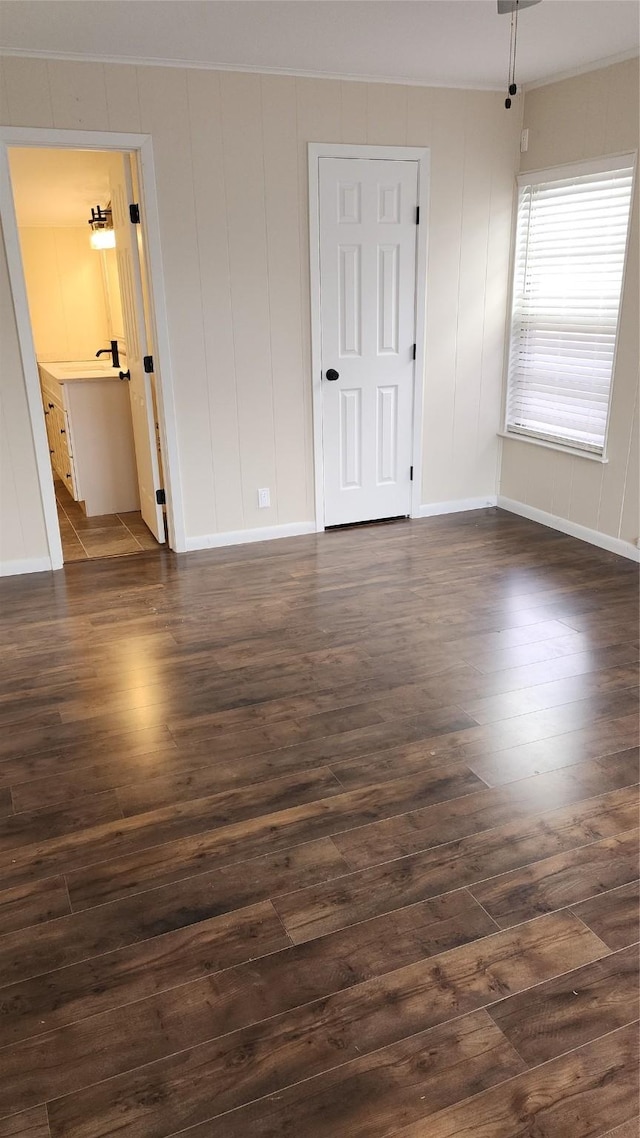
[
  {"xmin": 0, "ymin": 125, "xmax": 186, "ymax": 567},
  {"xmin": 308, "ymin": 142, "xmax": 430, "ymax": 530}
]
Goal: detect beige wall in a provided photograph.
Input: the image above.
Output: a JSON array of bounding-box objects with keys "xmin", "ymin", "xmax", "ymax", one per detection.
[
  {"xmin": 0, "ymin": 56, "xmax": 521, "ymax": 565},
  {"xmin": 0, "ymin": 220, "xmax": 48, "ymax": 567},
  {"xmin": 500, "ymin": 58, "xmax": 640, "ymax": 549},
  {"xmin": 17, "ymin": 225, "xmax": 110, "ymax": 361},
  {"xmin": 103, "ymin": 246, "xmax": 124, "ymax": 343}
]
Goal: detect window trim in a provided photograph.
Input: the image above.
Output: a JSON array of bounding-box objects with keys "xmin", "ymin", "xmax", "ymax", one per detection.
[
  {"xmin": 498, "ymin": 431, "xmax": 608, "ymax": 463},
  {"xmin": 502, "ymin": 150, "xmax": 637, "ymax": 462}
]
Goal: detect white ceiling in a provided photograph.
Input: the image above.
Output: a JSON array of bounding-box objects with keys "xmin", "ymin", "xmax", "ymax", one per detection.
[
  {"xmin": 0, "ymin": 1, "xmax": 638, "ymax": 90},
  {"xmin": 8, "ymin": 148, "xmax": 112, "ymax": 228}
]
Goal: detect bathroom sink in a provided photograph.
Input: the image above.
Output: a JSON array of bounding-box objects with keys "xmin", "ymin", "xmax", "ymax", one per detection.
[
  {"xmin": 39, "ymin": 361, "xmax": 121, "ymax": 383},
  {"xmin": 59, "ymin": 361, "xmax": 118, "ymax": 372}
]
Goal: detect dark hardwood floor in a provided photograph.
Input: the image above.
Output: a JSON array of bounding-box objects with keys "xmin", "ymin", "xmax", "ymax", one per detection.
[{"xmin": 0, "ymin": 507, "xmax": 638, "ymax": 1138}]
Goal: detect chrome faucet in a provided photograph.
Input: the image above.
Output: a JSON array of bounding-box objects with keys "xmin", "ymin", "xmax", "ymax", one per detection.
[{"xmin": 96, "ymin": 340, "xmax": 120, "ymax": 368}]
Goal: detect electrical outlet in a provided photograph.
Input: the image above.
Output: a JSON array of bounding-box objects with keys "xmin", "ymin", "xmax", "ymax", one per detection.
[{"xmin": 258, "ymin": 488, "xmax": 271, "ymax": 509}]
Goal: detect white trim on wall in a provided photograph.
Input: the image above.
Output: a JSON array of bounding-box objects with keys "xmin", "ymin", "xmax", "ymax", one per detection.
[
  {"xmin": 0, "ymin": 556, "xmax": 53, "ymax": 578},
  {"xmin": 498, "ymin": 496, "xmax": 640, "ymax": 563},
  {"xmin": 418, "ymin": 497, "xmax": 498, "ymax": 517},
  {"xmin": 0, "ymin": 125, "xmax": 187, "ymax": 572},
  {"xmin": 497, "ymin": 431, "xmax": 609, "ymax": 463},
  {"xmin": 184, "ymin": 520, "xmax": 316, "ymax": 552},
  {"xmin": 2, "ymin": 47, "xmax": 637, "ymax": 94},
  {"xmin": 0, "ymin": 49, "xmax": 506, "ymax": 91},
  {"xmin": 524, "ymin": 49, "xmax": 639, "ymax": 92},
  {"xmin": 133, "ymin": 140, "xmax": 186, "ymax": 553},
  {"xmin": 308, "ymin": 142, "xmax": 430, "ymax": 531},
  {"xmin": 0, "ymin": 143, "xmax": 64, "ymax": 571}
]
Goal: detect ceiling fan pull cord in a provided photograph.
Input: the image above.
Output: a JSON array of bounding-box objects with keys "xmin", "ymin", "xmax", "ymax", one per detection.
[
  {"xmin": 510, "ymin": 0, "xmax": 514, "ymax": 93},
  {"xmin": 505, "ymin": 7, "xmax": 514, "ymax": 107},
  {"xmin": 505, "ymin": 0, "xmax": 519, "ymax": 108}
]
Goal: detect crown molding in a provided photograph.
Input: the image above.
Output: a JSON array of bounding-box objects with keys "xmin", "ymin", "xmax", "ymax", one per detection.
[
  {"xmin": 524, "ymin": 48, "xmax": 639, "ymax": 91},
  {"xmin": 0, "ymin": 47, "xmax": 507, "ymax": 92},
  {"xmin": 2, "ymin": 44, "xmax": 636, "ymax": 94}
]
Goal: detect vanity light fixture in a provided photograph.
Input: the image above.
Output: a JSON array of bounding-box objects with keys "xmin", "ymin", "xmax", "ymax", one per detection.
[{"xmin": 88, "ymin": 204, "xmax": 115, "ymax": 249}]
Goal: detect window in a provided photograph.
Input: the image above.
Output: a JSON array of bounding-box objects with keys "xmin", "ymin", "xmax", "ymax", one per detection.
[{"xmin": 505, "ymin": 157, "xmax": 635, "ymax": 455}]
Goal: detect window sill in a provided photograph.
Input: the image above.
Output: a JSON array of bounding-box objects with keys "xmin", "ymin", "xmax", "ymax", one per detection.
[{"xmin": 498, "ymin": 432, "xmax": 608, "ymax": 464}]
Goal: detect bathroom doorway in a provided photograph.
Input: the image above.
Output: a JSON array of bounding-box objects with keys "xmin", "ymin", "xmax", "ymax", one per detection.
[{"xmin": 0, "ymin": 129, "xmax": 183, "ymax": 567}]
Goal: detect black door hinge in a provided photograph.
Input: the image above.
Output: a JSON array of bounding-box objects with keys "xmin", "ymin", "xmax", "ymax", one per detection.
[
  {"xmin": 410, "ymin": 466, "xmax": 414, "ymax": 481},
  {"xmin": 412, "ymin": 343, "xmax": 416, "ymax": 360},
  {"xmin": 129, "ymin": 203, "xmax": 141, "ymax": 224},
  {"xmin": 143, "ymin": 355, "xmax": 154, "ymax": 373},
  {"xmin": 416, "ymin": 206, "xmax": 420, "ymax": 224},
  {"xmin": 156, "ymin": 488, "xmax": 166, "ymax": 505}
]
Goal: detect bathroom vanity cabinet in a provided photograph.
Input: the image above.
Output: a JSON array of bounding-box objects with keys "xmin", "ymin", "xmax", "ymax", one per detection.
[{"xmin": 39, "ymin": 361, "xmax": 140, "ymax": 517}]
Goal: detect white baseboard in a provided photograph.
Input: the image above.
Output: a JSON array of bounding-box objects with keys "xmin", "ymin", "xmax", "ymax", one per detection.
[
  {"xmin": 417, "ymin": 496, "xmax": 497, "ymax": 518},
  {"xmin": 0, "ymin": 556, "xmax": 53, "ymax": 577},
  {"xmin": 497, "ymin": 496, "xmax": 640, "ymax": 563},
  {"xmin": 184, "ymin": 521, "xmax": 316, "ymax": 552}
]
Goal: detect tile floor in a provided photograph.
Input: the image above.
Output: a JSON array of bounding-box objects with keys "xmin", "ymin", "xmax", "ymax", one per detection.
[{"xmin": 54, "ymin": 478, "xmax": 160, "ymax": 561}]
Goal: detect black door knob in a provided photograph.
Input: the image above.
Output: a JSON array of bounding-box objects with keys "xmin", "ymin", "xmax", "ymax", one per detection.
[
  {"xmin": 325, "ymin": 368, "xmax": 339, "ymax": 381},
  {"xmin": 119, "ymin": 370, "xmax": 131, "ymax": 381}
]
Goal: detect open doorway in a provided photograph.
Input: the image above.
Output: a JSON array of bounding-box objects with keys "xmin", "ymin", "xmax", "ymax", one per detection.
[{"xmin": 7, "ymin": 145, "xmax": 167, "ymax": 563}]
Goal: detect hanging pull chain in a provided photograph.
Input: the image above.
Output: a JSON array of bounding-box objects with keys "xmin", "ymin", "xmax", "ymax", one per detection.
[{"xmin": 505, "ymin": 0, "xmax": 519, "ymax": 108}]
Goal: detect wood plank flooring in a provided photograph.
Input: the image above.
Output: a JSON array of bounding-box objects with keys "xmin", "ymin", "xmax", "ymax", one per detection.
[{"xmin": 0, "ymin": 507, "xmax": 638, "ymax": 1138}]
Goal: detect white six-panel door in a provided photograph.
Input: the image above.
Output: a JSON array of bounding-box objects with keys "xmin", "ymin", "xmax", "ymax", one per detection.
[
  {"xmin": 319, "ymin": 157, "xmax": 418, "ymax": 527},
  {"xmin": 109, "ymin": 153, "xmax": 165, "ymax": 543}
]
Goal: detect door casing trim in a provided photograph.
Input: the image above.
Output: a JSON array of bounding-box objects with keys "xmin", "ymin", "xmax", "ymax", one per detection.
[
  {"xmin": 308, "ymin": 142, "xmax": 430, "ymax": 531},
  {"xmin": 0, "ymin": 125, "xmax": 186, "ymax": 569}
]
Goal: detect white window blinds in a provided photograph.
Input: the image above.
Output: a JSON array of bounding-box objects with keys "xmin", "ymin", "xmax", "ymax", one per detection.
[{"xmin": 506, "ymin": 161, "xmax": 634, "ymax": 454}]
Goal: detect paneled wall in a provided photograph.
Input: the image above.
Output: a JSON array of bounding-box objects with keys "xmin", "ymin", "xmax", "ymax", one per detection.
[
  {"xmin": 17, "ymin": 226, "xmax": 110, "ymax": 362},
  {"xmin": 0, "ymin": 220, "xmax": 48, "ymax": 568},
  {"xmin": 499, "ymin": 58, "xmax": 639, "ymax": 549},
  {"xmin": 0, "ymin": 56, "xmax": 521, "ymax": 566}
]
